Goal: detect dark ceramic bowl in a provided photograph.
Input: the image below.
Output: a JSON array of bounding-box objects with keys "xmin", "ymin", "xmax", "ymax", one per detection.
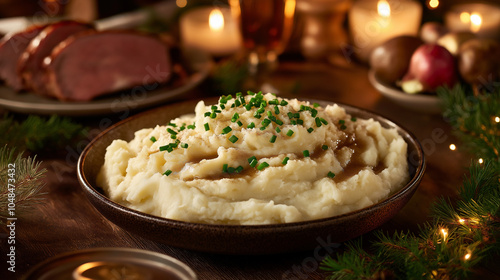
[{"xmin": 77, "ymin": 98, "xmax": 425, "ymax": 255}]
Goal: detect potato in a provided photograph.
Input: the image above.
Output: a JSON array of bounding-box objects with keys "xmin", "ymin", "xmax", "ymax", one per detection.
[{"xmin": 369, "ymin": 36, "xmax": 423, "ymax": 85}]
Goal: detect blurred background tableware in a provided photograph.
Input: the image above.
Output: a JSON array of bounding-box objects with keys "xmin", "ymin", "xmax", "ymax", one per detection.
[
  {"xmin": 348, "ymin": 0, "xmax": 422, "ymax": 63},
  {"xmin": 229, "ymin": 0, "xmax": 296, "ymax": 75}
]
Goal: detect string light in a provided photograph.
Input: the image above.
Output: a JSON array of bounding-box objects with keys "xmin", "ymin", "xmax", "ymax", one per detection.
[
  {"xmin": 458, "ymin": 218, "xmax": 465, "ymax": 225},
  {"xmin": 440, "ymin": 228, "xmax": 448, "ymax": 242},
  {"xmin": 464, "ymin": 252, "xmax": 472, "ymax": 261},
  {"xmin": 478, "ymin": 158, "xmax": 484, "ymax": 164},
  {"xmin": 495, "ymin": 116, "xmax": 500, "ymax": 123},
  {"xmin": 449, "ymin": 144, "xmax": 457, "ymax": 151}
]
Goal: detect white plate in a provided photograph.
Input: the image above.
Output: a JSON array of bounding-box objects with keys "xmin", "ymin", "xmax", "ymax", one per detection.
[
  {"xmin": 368, "ymin": 70, "xmax": 442, "ymax": 114},
  {"xmin": 0, "ymin": 49, "xmax": 213, "ymax": 116}
]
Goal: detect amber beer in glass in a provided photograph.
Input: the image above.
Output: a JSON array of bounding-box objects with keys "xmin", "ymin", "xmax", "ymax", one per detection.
[{"xmin": 230, "ymin": 0, "xmax": 296, "ymax": 73}]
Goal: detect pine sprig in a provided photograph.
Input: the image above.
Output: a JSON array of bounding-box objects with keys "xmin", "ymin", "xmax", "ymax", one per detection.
[
  {"xmin": 321, "ymin": 85, "xmax": 500, "ymax": 279},
  {"xmin": 0, "ymin": 114, "xmax": 87, "ymax": 153},
  {"xmin": 0, "ymin": 146, "xmax": 46, "ymax": 225}
]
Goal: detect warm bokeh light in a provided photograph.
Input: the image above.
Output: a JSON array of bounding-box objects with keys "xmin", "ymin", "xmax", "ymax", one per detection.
[
  {"xmin": 449, "ymin": 144, "xmax": 456, "ymax": 151},
  {"xmin": 209, "ymin": 9, "xmax": 224, "ymax": 31},
  {"xmin": 428, "ymin": 0, "xmax": 439, "ymax": 9},
  {"xmin": 377, "ymin": 0, "xmax": 391, "ymax": 18},
  {"xmin": 470, "ymin": 13, "xmax": 482, "ymax": 32},
  {"xmin": 458, "ymin": 218, "xmax": 465, "ymax": 224},
  {"xmin": 460, "ymin": 12, "xmax": 471, "ymax": 24},
  {"xmin": 440, "ymin": 228, "xmax": 448, "ymax": 241},
  {"xmin": 495, "ymin": 116, "xmax": 500, "ymax": 123},
  {"xmin": 464, "ymin": 252, "xmax": 471, "ymax": 261},
  {"xmin": 478, "ymin": 158, "xmax": 484, "ymax": 164},
  {"xmin": 176, "ymin": 0, "xmax": 187, "ymax": 8}
]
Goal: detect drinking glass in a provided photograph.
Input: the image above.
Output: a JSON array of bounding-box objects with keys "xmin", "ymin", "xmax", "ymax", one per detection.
[{"xmin": 230, "ymin": 0, "xmax": 296, "ymax": 75}]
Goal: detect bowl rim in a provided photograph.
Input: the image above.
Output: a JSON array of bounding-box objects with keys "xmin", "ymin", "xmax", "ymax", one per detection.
[{"xmin": 77, "ymin": 97, "xmax": 426, "ymax": 231}]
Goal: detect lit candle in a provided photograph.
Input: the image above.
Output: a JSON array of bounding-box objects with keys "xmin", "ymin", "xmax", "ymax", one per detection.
[
  {"xmin": 348, "ymin": 0, "xmax": 422, "ymax": 62},
  {"xmin": 445, "ymin": 3, "xmax": 500, "ymax": 40},
  {"xmin": 180, "ymin": 7, "xmax": 242, "ymax": 56}
]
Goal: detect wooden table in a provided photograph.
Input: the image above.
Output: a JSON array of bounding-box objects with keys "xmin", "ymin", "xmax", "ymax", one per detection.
[{"xmin": 1, "ymin": 56, "xmax": 492, "ymax": 280}]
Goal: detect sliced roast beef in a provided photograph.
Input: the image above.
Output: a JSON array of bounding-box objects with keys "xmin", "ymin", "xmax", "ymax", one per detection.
[
  {"xmin": 44, "ymin": 30, "xmax": 172, "ymax": 101},
  {"xmin": 18, "ymin": 20, "xmax": 93, "ymax": 95},
  {"xmin": 0, "ymin": 24, "xmax": 46, "ymax": 91}
]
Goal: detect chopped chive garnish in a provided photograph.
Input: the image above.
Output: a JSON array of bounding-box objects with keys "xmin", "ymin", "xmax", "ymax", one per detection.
[
  {"xmin": 286, "ymin": 129, "xmax": 294, "ymax": 137},
  {"xmin": 315, "ymin": 117, "xmax": 322, "ymax": 127},
  {"xmin": 268, "ymin": 99, "xmax": 278, "ymax": 105},
  {"xmin": 322, "ymin": 145, "xmax": 328, "ymax": 150},
  {"xmin": 222, "ymin": 163, "xmax": 228, "ymax": 173},
  {"xmin": 303, "ymin": 150, "xmax": 310, "ymax": 157},
  {"xmin": 307, "ymin": 127, "xmax": 314, "ymax": 133},
  {"xmin": 170, "ymin": 134, "xmax": 177, "ymax": 139},
  {"xmin": 229, "ymin": 135, "xmax": 239, "ymax": 143},
  {"xmin": 270, "ymin": 135, "xmax": 277, "ymax": 143},
  {"xmin": 167, "ymin": 122, "xmax": 177, "ymax": 127},
  {"xmin": 257, "ymin": 162, "xmax": 269, "ymax": 170},
  {"xmin": 311, "ymin": 109, "xmax": 318, "ymax": 118},
  {"xmin": 339, "ymin": 120, "xmax": 345, "ymax": 125},
  {"xmin": 187, "ymin": 124, "xmax": 196, "ymax": 129},
  {"xmin": 280, "ymin": 100, "xmax": 288, "ymax": 106},
  {"xmin": 220, "ymin": 104, "xmax": 225, "ymax": 109},
  {"xmin": 247, "ymin": 122, "xmax": 255, "ymax": 129},
  {"xmin": 231, "ymin": 112, "xmax": 239, "ymax": 122},
  {"xmin": 204, "ymin": 112, "xmax": 211, "ymax": 117},
  {"xmin": 248, "ymin": 156, "xmax": 257, "ymax": 164},
  {"xmin": 340, "ymin": 124, "xmax": 347, "ymax": 130},
  {"xmin": 328, "ymin": 171, "xmax": 336, "ymax": 178},
  {"xmin": 245, "ymin": 104, "xmax": 252, "ymax": 111},
  {"xmin": 237, "ymin": 120, "xmax": 243, "ymax": 127},
  {"xmin": 236, "ymin": 166, "xmax": 244, "ymax": 173},
  {"xmin": 297, "ymin": 119, "xmax": 304, "ymax": 125},
  {"xmin": 282, "ymin": 157, "xmax": 289, "ymax": 165},
  {"xmin": 163, "ymin": 170, "xmax": 172, "ymax": 176},
  {"xmin": 211, "ymin": 105, "xmax": 217, "ymax": 110},
  {"xmin": 150, "ymin": 136, "xmax": 157, "ymax": 143},
  {"xmin": 221, "ymin": 126, "xmax": 232, "ymax": 134},
  {"xmin": 275, "ymin": 127, "xmax": 281, "ymax": 133},
  {"xmin": 291, "ymin": 120, "xmax": 297, "ymax": 125},
  {"xmin": 274, "ymin": 105, "xmax": 280, "ymax": 114},
  {"xmin": 254, "ymin": 112, "xmax": 261, "ymax": 119},
  {"xmin": 320, "ymin": 118, "xmax": 328, "ymax": 125},
  {"xmin": 267, "ymin": 111, "xmax": 273, "ymax": 118},
  {"xmin": 167, "ymin": 128, "xmax": 177, "ymax": 135},
  {"xmin": 313, "ymin": 102, "xmax": 320, "ymax": 108},
  {"xmin": 204, "ymin": 123, "xmax": 210, "ymax": 131},
  {"xmin": 181, "ymin": 143, "xmax": 189, "ymax": 148},
  {"xmin": 159, "ymin": 145, "xmax": 173, "ymax": 152},
  {"xmin": 351, "ymin": 117, "xmax": 357, "ymax": 122},
  {"xmin": 210, "ymin": 112, "xmax": 217, "ymax": 119}
]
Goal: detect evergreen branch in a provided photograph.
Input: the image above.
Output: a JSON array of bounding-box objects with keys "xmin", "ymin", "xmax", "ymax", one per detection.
[
  {"xmin": 0, "ymin": 114, "xmax": 87, "ymax": 153},
  {"xmin": 0, "ymin": 146, "xmax": 46, "ymax": 225}
]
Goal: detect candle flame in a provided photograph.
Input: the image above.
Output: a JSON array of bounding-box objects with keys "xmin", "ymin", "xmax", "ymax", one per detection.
[
  {"xmin": 428, "ymin": 0, "xmax": 439, "ymax": 9},
  {"xmin": 470, "ymin": 13, "xmax": 482, "ymax": 32},
  {"xmin": 377, "ymin": 0, "xmax": 391, "ymax": 18},
  {"xmin": 209, "ymin": 9, "xmax": 224, "ymax": 31}
]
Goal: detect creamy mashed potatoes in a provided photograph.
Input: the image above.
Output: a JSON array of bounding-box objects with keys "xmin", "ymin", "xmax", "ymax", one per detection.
[{"xmin": 97, "ymin": 93, "xmax": 409, "ymax": 225}]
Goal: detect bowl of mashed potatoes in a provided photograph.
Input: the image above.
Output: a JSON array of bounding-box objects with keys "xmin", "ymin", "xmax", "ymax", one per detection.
[{"xmin": 78, "ymin": 92, "xmax": 425, "ymax": 254}]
